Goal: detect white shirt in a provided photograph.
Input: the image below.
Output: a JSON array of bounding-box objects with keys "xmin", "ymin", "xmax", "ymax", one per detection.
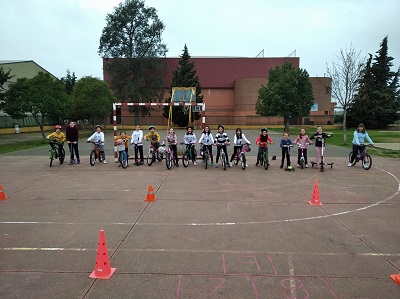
[
  {"xmin": 87, "ymin": 132, "xmax": 104, "ymax": 144},
  {"xmin": 131, "ymin": 130, "xmax": 143, "ymax": 145}
]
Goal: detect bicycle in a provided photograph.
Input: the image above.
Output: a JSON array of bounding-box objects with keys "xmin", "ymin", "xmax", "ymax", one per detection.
[
  {"xmin": 87, "ymin": 141, "xmax": 104, "ymax": 166},
  {"xmin": 215, "ymin": 143, "xmax": 230, "ymax": 171},
  {"xmin": 258, "ymin": 142, "xmax": 271, "ymax": 170},
  {"xmin": 147, "ymin": 141, "xmax": 163, "ymax": 166},
  {"xmin": 164, "ymin": 144, "xmax": 178, "ymax": 169},
  {"xmin": 348, "ymin": 144, "xmax": 372, "ymax": 170},
  {"xmin": 200, "ymin": 143, "xmax": 211, "ymax": 169},
  {"xmin": 180, "ymin": 142, "xmax": 197, "ymax": 168},
  {"xmin": 115, "ymin": 139, "xmax": 128, "ymax": 169},
  {"xmin": 297, "ymin": 142, "xmax": 310, "ymax": 169},
  {"xmin": 47, "ymin": 140, "xmax": 65, "ymax": 167},
  {"xmin": 232, "ymin": 143, "xmax": 250, "ymax": 170}
]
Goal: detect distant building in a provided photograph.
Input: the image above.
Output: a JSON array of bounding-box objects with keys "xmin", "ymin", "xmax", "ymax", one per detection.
[{"xmin": 103, "ymin": 57, "xmax": 335, "ymax": 126}]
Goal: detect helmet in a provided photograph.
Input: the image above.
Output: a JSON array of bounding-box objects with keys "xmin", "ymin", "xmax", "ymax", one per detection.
[
  {"xmin": 261, "ymin": 127, "xmax": 268, "ymax": 132},
  {"xmin": 149, "ymin": 126, "xmax": 155, "ymax": 130},
  {"xmin": 218, "ymin": 125, "xmax": 224, "ymax": 130},
  {"xmin": 55, "ymin": 125, "xmax": 62, "ymax": 129}
]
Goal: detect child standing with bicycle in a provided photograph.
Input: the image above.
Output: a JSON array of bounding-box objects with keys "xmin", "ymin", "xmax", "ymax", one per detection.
[
  {"xmin": 255, "ymin": 128, "xmax": 274, "ymax": 166},
  {"xmin": 310, "ymin": 126, "xmax": 331, "ymax": 168},
  {"xmin": 348, "ymin": 123, "xmax": 374, "ymax": 167},
  {"xmin": 163, "ymin": 128, "xmax": 179, "ymax": 167},
  {"xmin": 183, "ymin": 126, "xmax": 197, "ymax": 166},
  {"xmin": 47, "ymin": 125, "xmax": 66, "ymax": 162},
  {"xmin": 114, "ymin": 131, "xmax": 131, "ymax": 167},
  {"xmin": 87, "ymin": 125, "xmax": 107, "ymax": 164},
  {"xmin": 131, "ymin": 125, "xmax": 144, "ymax": 165},
  {"xmin": 293, "ymin": 128, "xmax": 312, "ymax": 168},
  {"xmin": 230, "ymin": 128, "xmax": 251, "ymax": 166},
  {"xmin": 198, "ymin": 125, "xmax": 214, "ymax": 166},
  {"xmin": 214, "ymin": 125, "xmax": 231, "ymax": 168},
  {"xmin": 279, "ymin": 132, "xmax": 293, "ymax": 169}
]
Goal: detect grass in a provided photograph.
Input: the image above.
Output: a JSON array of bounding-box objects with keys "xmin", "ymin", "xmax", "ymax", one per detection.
[{"xmin": 0, "ymin": 139, "xmax": 47, "ymax": 154}]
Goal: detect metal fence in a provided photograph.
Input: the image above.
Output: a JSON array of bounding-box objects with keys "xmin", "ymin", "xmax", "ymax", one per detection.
[{"xmin": 0, "ymin": 115, "xmax": 58, "ymax": 128}]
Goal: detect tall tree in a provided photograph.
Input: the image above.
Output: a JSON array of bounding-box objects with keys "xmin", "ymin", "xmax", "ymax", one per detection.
[
  {"xmin": 98, "ymin": 0, "xmax": 167, "ymax": 122},
  {"xmin": 0, "ymin": 67, "xmax": 14, "ymax": 110},
  {"xmin": 255, "ymin": 62, "xmax": 314, "ymax": 132},
  {"xmin": 163, "ymin": 44, "xmax": 204, "ymax": 127},
  {"xmin": 326, "ymin": 44, "xmax": 364, "ymax": 144},
  {"xmin": 60, "ymin": 69, "xmax": 77, "ymax": 95},
  {"xmin": 348, "ymin": 36, "xmax": 400, "ymax": 129},
  {"xmin": 3, "ymin": 72, "xmax": 68, "ymax": 140},
  {"xmin": 70, "ymin": 76, "xmax": 117, "ymax": 131}
]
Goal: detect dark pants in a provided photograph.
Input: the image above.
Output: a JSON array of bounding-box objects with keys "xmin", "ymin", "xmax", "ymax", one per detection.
[
  {"xmin": 170, "ymin": 144, "xmax": 179, "ymax": 164},
  {"xmin": 68, "ymin": 142, "xmax": 80, "ymax": 160},
  {"xmin": 297, "ymin": 148, "xmax": 308, "ymax": 164},
  {"xmin": 202, "ymin": 144, "xmax": 213, "ymax": 162},
  {"xmin": 350, "ymin": 144, "xmax": 364, "ymax": 163},
  {"xmin": 257, "ymin": 146, "xmax": 268, "ymax": 162},
  {"xmin": 281, "ymin": 149, "xmax": 291, "ymax": 166},
  {"xmin": 134, "ymin": 145, "xmax": 144, "ymax": 162},
  {"xmin": 230, "ymin": 146, "xmax": 242, "ymax": 162}
]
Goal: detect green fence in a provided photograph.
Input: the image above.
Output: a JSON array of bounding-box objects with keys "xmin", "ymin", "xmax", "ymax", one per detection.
[{"xmin": 0, "ymin": 115, "xmax": 58, "ymax": 128}]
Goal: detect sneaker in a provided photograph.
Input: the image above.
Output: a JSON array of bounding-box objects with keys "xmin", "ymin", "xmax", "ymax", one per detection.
[
  {"xmin": 246, "ymin": 164, "xmax": 249, "ymax": 167},
  {"xmin": 103, "ymin": 160, "xmax": 107, "ymax": 164},
  {"xmin": 69, "ymin": 160, "xmax": 75, "ymax": 165},
  {"xmin": 305, "ymin": 164, "xmax": 308, "ymax": 168},
  {"xmin": 193, "ymin": 161, "xmax": 197, "ymax": 166},
  {"xmin": 176, "ymin": 163, "xmax": 179, "ymax": 167},
  {"xmin": 77, "ymin": 159, "xmax": 80, "ymax": 164},
  {"xmin": 296, "ymin": 164, "xmax": 300, "ymax": 168},
  {"xmin": 201, "ymin": 160, "xmax": 205, "ymax": 165},
  {"xmin": 215, "ymin": 164, "xmax": 219, "ymax": 168},
  {"xmin": 280, "ymin": 165, "xmax": 283, "ymax": 169},
  {"xmin": 210, "ymin": 162, "xmax": 214, "ymax": 166},
  {"xmin": 229, "ymin": 162, "xmax": 232, "ymax": 167},
  {"xmin": 255, "ymin": 162, "xmax": 259, "ymax": 166},
  {"xmin": 347, "ymin": 163, "xmax": 353, "ymax": 167}
]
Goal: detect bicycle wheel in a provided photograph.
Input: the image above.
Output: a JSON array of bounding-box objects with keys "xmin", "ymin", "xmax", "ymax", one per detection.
[
  {"xmin": 90, "ymin": 150, "xmax": 96, "ymax": 166},
  {"xmin": 157, "ymin": 152, "xmax": 163, "ymax": 162},
  {"xmin": 241, "ymin": 153, "xmax": 246, "ymax": 170},
  {"xmin": 221, "ymin": 151, "xmax": 226, "ymax": 171},
  {"xmin": 348, "ymin": 151, "xmax": 357, "ymax": 165},
  {"xmin": 263, "ymin": 153, "xmax": 269, "ymax": 170},
  {"xmin": 182, "ymin": 152, "xmax": 189, "ymax": 167},
  {"xmin": 204, "ymin": 152, "xmax": 209, "ymax": 169},
  {"xmin": 300, "ymin": 157, "xmax": 304, "ymax": 169},
  {"xmin": 121, "ymin": 152, "xmax": 128, "ymax": 169},
  {"xmin": 362, "ymin": 154, "xmax": 372, "ymax": 170},
  {"xmin": 49, "ymin": 151, "xmax": 54, "ymax": 167},
  {"xmin": 98, "ymin": 151, "xmax": 104, "ymax": 162},
  {"xmin": 59, "ymin": 148, "xmax": 65, "ymax": 164},
  {"xmin": 147, "ymin": 149, "xmax": 153, "ymax": 166},
  {"xmin": 233, "ymin": 153, "xmax": 238, "ymax": 165},
  {"xmin": 166, "ymin": 152, "xmax": 172, "ymax": 169}
]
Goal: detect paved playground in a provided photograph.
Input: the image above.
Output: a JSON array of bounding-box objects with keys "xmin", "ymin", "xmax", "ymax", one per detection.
[{"xmin": 0, "ymin": 130, "xmax": 399, "ymax": 298}]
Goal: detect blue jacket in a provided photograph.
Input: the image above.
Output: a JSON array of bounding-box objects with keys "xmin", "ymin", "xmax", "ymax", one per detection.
[{"xmin": 352, "ymin": 131, "xmax": 373, "ymax": 145}]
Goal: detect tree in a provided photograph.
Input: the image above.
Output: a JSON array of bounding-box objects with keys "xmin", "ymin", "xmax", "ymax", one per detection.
[
  {"xmin": 348, "ymin": 36, "xmax": 400, "ymax": 129},
  {"xmin": 70, "ymin": 76, "xmax": 117, "ymax": 130},
  {"xmin": 255, "ymin": 62, "xmax": 314, "ymax": 132},
  {"xmin": 0, "ymin": 67, "xmax": 14, "ymax": 110},
  {"xmin": 163, "ymin": 45, "xmax": 204, "ymax": 127},
  {"xmin": 98, "ymin": 0, "xmax": 167, "ymax": 123},
  {"xmin": 326, "ymin": 44, "xmax": 364, "ymax": 144},
  {"xmin": 60, "ymin": 69, "xmax": 77, "ymax": 95},
  {"xmin": 3, "ymin": 72, "xmax": 68, "ymax": 140}
]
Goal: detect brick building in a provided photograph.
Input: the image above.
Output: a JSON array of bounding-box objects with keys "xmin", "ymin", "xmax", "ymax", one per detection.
[{"xmin": 103, "ymin": 57, "xmax": 334, "ymax": 126}]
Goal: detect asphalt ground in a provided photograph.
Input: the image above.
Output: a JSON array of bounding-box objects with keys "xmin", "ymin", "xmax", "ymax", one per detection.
[{"xmin": 0, "ymin": 129, "xmax": 399, "ymax": 299}]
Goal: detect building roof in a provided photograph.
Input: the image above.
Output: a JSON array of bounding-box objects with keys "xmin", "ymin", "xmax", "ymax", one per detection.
[{"xmin": 0, "ymin": 60, "xmax": 57, "ymax": 80}]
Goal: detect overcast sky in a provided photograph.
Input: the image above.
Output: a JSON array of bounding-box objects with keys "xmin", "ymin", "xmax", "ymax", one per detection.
[{"xmin": 1, "ymin": 0, "xmax": 399, "ymax": 80}]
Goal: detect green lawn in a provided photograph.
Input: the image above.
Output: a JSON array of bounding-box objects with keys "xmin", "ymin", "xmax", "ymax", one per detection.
[{"xmin": 0, "ymin": 139, "xmax": 47, "ymax": 154}]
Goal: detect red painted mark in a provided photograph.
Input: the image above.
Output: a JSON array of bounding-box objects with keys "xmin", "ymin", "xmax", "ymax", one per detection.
[
  {"xmin": 175, "ymin": 275, "xmax": 182, "ymax": 299},
  {"xmin": 236, "ymin": 255, "xmax": 261, "ymax": 272},
  {"xmin": 318, "ymin": 276, "xmax": 339, "ymax": 299},
  {"xmin": 222, "ymin": 253, "xmax": 227, "ymax": 275},
  {"xmin": 281, "ymin": 278, "xmax": 310, "ymax": 299},
  {"xmin": 206, "ymin": 277, "xmax": 226, "ymax": 297},
  {"xmin": 249, "ymin": 275, "xmax": 260, "ymax": 299},
  {"xmin": 267, "ymin": 255, "xmax": 279, "ymax": 276}
]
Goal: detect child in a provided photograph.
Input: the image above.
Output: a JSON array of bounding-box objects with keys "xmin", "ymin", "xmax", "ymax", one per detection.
[
  {"xmin": 214, "ymin": 125, "xmax": 231, "ymax": 168},
  {"xmin": 47, "ymin": 125, "xmax": 66, "ymax": 163},
  {"xmin": 198, "ymin": 125, "xmax": 214, "ymax": 166},
  {"xmin": 280, "ymin": 132, "xmax": 293, "ymax": 168},
  {"xmin": 230, "ymin": 128, "xmax": 251, "ymax": 166},
  {"xmin": 114, "ymin": 131, "xmax": 131, "ymax": 166},
  {"xmin": 310, "ymin": 126, "xmax": 331, "ymax": 168},
  {"xmin": 255, "ymin": 128, "xmax": 274, "ymax": 166},
  {"xmin": 162, "ymin": 128, "xmax": 179, "ymax": 167},
  {"xmin": 131, "ymin": 124, "xmax": 144, "ymax": 165},
  {"xmin": 348, "ymin": 123, "xmax": 374, "ymax": 167},
  {"xmin": 66, "ymin": 120, "xmax": 80, "ymax": 165},
  {"xmin": 293, "ymin": 128, "xmax": 312, "ymax": 168},
  {"xmin": 87, "ymin": 125, "xmax": 106, "ymax": 163},
  {"xmin": 183, "ymin": 126, "xmax": 197, "ymax": 165},
  {"xmin": 144, "ymin": 125, "xmax": 161, "ymax": 150}
]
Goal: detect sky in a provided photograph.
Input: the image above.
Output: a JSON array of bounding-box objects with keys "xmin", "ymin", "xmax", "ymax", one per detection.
[{"xmin": 1, "ymin": 0, "xmax": 399, "ymax": 80}]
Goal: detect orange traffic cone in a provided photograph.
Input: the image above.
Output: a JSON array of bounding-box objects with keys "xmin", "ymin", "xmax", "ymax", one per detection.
[
  {"xmin": 89, "ymin": 230, "xmax": 116, "ymax": 279},
  {"xmin": 0, "ymin": 185, "xmax": 8, "ymax": 200},
  {"xmin": 309, "ymin": 179, "xmax": 322, "ymax": 205},
  {"xmin": 144, "ymin": 185, "xmax": 157, "ymax": 202},
  {"xmin": 390, "ymin": 274, "xmax": 400, "ymax": 285}
]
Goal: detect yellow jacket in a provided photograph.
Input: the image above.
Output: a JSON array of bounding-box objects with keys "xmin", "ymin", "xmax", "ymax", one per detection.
[
  {"xmin": 144, "ymin": 131, "xmax": 161, "ymax": 143},
  {"xmin": 47, "ymin": 131, "xmax": 66, "ymax": 143},
  {"xmin": 114, "ymin": 135, "xmax": 131, "ymax": 149}
]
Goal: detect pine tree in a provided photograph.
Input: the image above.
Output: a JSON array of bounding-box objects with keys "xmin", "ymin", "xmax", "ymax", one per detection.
[
  {"xmin": 163, "ymin": 45, "xmax": 204, "ymax": 127},
  {"xmin": 348, "ymin": 37, "xmax": 400, "ymax": 128}
]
